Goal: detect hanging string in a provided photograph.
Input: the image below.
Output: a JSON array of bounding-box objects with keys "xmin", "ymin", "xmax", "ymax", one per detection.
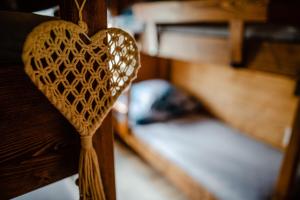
[
  {"xmin": 73, "ymin": 1, "xmax": 105, "ymax": 199},
  {"xmin": 75, "ymin": 0, "xmax": 88, "ymax": 30},
  {"xmin": 73, "ymin": 1, "xmax": 103, "ymax": 199},
  {"xmin": 75, "ymin": 0, "xmax": 87, "ymax": 22}
]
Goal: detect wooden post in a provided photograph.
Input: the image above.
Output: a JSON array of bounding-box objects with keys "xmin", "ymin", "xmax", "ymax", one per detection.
[
  {"xmin": 141, "ymin": 22, "xmax": 159, "ymax": 56},
  {"xmin": 229, "ymin": 19, "xmax": 244, "ymax": 66},
  {"xmin": 60, "ymin": 1, "xmax": 116, "ymax": 199},
  {"xmin": 274, "ymin": 99, "xmax": 300, "ymax": 200}
]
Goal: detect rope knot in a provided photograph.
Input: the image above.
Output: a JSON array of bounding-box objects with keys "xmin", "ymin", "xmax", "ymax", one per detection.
[
  {"xmin": 81, "ymin": 135, "xmax": 93, "ymax": 149},
  {"xmin": 78, "ymin": 21, "xmax": 88, "ymax": 33}
]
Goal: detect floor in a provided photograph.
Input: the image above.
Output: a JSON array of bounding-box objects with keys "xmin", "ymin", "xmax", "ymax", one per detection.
[
  {"xmin": 115, "ymin": 142, "xmax": 187, "ymax": 200},
  {"xmin": 14, "ymin": 142, "xmax": 187, "ymax": 200}
]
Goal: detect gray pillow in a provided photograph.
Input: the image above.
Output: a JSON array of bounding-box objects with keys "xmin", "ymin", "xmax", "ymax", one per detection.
[{"xmin": 127, "ymin": 79, "xmax": 202, "ymax": 124}]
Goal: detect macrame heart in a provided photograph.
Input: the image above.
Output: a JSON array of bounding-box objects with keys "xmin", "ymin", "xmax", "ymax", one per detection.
[{"xmin": 22, "ymin": 20, "xmax": 140, "ymax": 135}]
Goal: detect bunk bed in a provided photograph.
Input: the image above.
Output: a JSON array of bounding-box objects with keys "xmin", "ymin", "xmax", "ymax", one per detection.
[
  {"xmin": 113, "ymin": 1, "xmax": 300, "ymax": 200},
  {"xmin": 114, "ymin": 78, "xmax": 286, "ymax": 200}
]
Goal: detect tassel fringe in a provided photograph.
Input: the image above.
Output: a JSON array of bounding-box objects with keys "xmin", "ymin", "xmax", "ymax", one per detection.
[{"xmin": 79, "ymin": 136, "xmax": 106, "ymax": 200}]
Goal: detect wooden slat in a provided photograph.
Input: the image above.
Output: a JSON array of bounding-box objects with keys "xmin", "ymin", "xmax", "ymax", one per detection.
[
  {"xmin": 171, "ymin": 60, "xmax": 298, "ymax": 150},
  {"xmin": 159, "ymin": 32, "xmax": 230, "ymax": 65},
  {"xmin": 0, "ymin": 65, "xmax": 80, "ymax": 199},
  {"xmin": 133, "ymin": 0, "xmax": 268, "ymax": 24}
]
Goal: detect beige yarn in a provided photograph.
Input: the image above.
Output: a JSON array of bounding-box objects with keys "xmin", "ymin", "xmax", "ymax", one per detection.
[{"xmin": 22, "ymin": 18, "xmax": 140, "ymax": 200}]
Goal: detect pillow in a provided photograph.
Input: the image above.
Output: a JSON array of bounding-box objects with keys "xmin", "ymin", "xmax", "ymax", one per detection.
[{"xmin": 128, "ymin": 79, "xmax": 202, "ymax": 124}]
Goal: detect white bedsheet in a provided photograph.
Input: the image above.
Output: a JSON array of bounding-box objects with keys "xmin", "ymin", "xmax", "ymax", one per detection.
[{"xmin": 132, "ymin": 115, "xmax": 283, "ymax": 200}]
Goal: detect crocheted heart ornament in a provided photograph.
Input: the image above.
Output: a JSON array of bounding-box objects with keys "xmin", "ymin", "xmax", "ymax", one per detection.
[{"xmin": 22, "ymin": 20, "xmax": 140, "ymax": 135}]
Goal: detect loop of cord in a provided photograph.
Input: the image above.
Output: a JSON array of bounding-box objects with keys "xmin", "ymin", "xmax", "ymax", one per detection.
[{"xmin": 74, "ymin": 0, "xmax": 88, "ymax": 30}]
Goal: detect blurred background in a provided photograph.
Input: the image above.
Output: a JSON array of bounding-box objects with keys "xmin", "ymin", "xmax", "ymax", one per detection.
[{"xmin": 1, "ymin": 0, "xmax": 300, "ymax": 200}]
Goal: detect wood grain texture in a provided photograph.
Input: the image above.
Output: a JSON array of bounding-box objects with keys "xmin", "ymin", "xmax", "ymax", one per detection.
[
  {"xmin": 0, "ymin": 64, "xmax": 80, "ymax": 199},
  {"xmin": 0, "ymin": 0, "xmax": 115, "ymax": 199},
  {"xmin": 171, "ymin": 60, "xmax": 298, "ymax": 150}
]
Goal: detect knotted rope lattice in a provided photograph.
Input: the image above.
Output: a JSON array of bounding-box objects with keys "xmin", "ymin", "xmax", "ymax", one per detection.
[{"xmin": 22, "ymin": 1, "xmax": 140, "ymax": 199}]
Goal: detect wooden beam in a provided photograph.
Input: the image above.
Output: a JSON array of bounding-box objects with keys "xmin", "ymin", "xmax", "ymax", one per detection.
[
  {"xmin": 274, "ymin": 100, "xmax": 300, "ymax": 200},
  {"xmin": 229, "ymin": 19, "xmax": 244, "ymax": 66},
  {"xmin": 133, "ymin": 1, "xmax": 268, "ymax": 24},
  {"xmin": 141, "ymin": 22, "xmax": 159, "ymax": 56},
  {"xmin": 0, "ymin": 64, "xmax": 80, "ymax": 199}
]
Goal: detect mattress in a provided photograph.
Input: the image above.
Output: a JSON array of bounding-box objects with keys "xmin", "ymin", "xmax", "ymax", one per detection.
[{"xmin": 131, "ymin": 114, "xmax": 283, "ymax": 200}]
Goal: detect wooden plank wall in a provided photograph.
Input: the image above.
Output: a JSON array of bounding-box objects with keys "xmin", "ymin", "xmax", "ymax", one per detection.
[
  {"xmin": 171, "ymin": 61, "xmax": 298, "ymax": 150},
  {"xmin": 159, "ymin": 31, "xmax": 300, "ymax": 77}
]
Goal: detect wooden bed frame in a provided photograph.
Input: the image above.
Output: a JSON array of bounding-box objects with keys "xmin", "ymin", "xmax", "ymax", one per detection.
[
  {"xmin": 114, "ymin": 1, "xmax": 300, "ymax": 194},
  {"xmin": 113, "ymin": 56, "xmax": 300, "ymax": 200},
  {"xmin": 133, "ymin": 0, "xmax": 300, "ymax": 72},
  {"xmin": 127, "ymin": 8, "xmax": 300, "ymax": 200},
  {"xmin": 0, "ymin": 1, "xmax": 116, "ymax": 199},
  {"xmin": 133, "ymin": 0, "xmax": 270, "ymax": 65}
]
